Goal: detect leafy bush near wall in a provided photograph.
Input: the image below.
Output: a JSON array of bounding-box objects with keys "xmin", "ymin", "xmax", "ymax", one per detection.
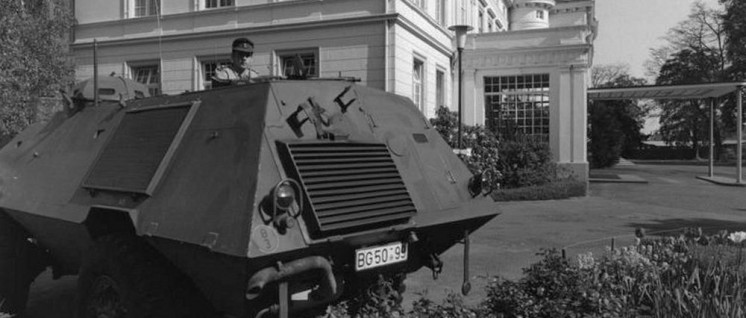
[
  {"xmin": 496, "ymin": 138, "xmax": 558, "ymax": 189},
  {"xmin": 430, "ymin": 106, "xmax": 500, "ymax": 178},
  {"xmin": 430, "ymin": 106, "xmax": 563, "ymax": 190}
]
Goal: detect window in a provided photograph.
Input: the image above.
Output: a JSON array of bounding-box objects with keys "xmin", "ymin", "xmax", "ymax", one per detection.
[
  {"xmin": 413, "ymin": 59, "xmax": 424, "ymax": 112},
  {"xmin": 205, "ymin": 0, "xmax": 233, "ymax": 8},
  {"xmin": 436, "ymin": 70, "xmax": 445, "ymax": 108},
  {"xmin": 484, "ymin": 74, "xmax": 550, "ymax": 141},
  {"xmin": 201, "ymin": 59, "xmax": 230, "ymax": 90},
  {"xmin": 536, "ymin": 10, "xmax": 545, "ymax": 20},
  {"xmin": 277, "ymin": 49, "xmax": 318, "ymax": 78},
  {"xmin": 478, "ymin": 9, "xmax": 484, "ymax": 33},
  {"xmin": 131, "ymin": 64, "xmax": 161, "ymax": 96},
  {"xmin": 435, "ymin": 0, "xmax": 447, "ymax": 25},
  {"xmin": 134, "ymin": 0, "xmax": 159, "ymax": 17},
  {"xmin": 488, "ymin": 10, "xmax": 496, "ymax": 32}
]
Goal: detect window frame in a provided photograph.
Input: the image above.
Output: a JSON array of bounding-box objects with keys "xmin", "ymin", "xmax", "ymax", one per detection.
[
  {"xmin": 436, "ymin": 69, "xmax": 446, "ymax": 109},
  {"xmin": 536, "ymin": 10, "xmax": 545, "ymax": 20},
  {"xmin": 488, "ymin": 9, "xmax": 496, "ymax": 32},
  {"xmin": 478, "ymin": 8, "xmax": 485, "ymax": 33},
  {"xmin": 198, "ymin": 57, "xmax": 231, "ymax": 90},
  {"xmin": 275, "ymin": 48, "xmax": 320, "ymax": 78},
  {"xmin": 412, "ymin": 58, "xmax": 425, "ymax": 113},
  {"xmin": 128, "ymin": 61, "xmax": 161, "ymax": 96},
  {"xmin": 495, "ymin": 19, "xmax": 504, "ymax": 31},
  {"xmin": 484, "ymin": 74, "xmax": 551, "ymax": 141},
  {"xmin": 204, "ymin": 0, "xmax": 234, "ymax": 9},
  {"xmin": 435, "ymin": 0, "xmax": 447, "ymax": 25},
  {"xmin": 126, "ymin": 0, "xmax": 160, "ymax": 18}
]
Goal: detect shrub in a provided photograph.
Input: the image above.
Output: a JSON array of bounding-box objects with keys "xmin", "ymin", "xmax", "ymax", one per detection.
[
  {"xmin": 329, "ymin": 275, "xmax": 406, "ymax": 317},
  {"xmin": 430, "ymin": 106, "xmax": 500, "ymax": 190},
  {"xmin": 409, "ymin": 292, "xmax": 480, "ymax": 318},
  {"xmin": 496, "ymin": 139, "xmax": 558, "ymax": 189},
  {"xmin": 430, "ymin": 106, "xmax": 562, "ymax": 190},
  {"xmin": 484, "ymin": 249, "xmax": 601, "ymax": 317},
  {"xmin": 327, "ymin": 275, "xmax": 480, "ymax": 318}
]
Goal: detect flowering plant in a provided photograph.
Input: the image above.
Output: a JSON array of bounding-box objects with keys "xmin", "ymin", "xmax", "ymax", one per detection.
[{"xmin": 728, "ymin": 231, "xmax": 746, "ymax": 244}]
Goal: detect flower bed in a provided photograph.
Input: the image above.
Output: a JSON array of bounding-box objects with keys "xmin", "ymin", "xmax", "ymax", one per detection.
[{"xmin": 328, "ymin": 229, "xmax": 746, "ymax": 318}]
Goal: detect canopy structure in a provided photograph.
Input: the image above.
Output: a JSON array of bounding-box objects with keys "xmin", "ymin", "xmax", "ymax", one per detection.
[
  {"xmin": 589, "ymin": 82, "xmax": 746, "ymax": 101},
  {"xmin": 588, "ymin": 82, "xmax": 746, "ymax": 186}
]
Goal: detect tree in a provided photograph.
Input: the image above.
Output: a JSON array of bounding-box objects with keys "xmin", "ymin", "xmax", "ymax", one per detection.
[
  {"xmin": 646, "ymin": 2, "xmax": 733, "ymax": 159},
  {"xmin": 645, "ymin": 2, "xmax": 727, "ymax": 81},
  {"xmin": 719, "ymin": 0, "xmax": 746, "ymax": 146},
  {"xmin": 656, "ymin": 49, "xmax": 720, "ymax": 159},
  {"xmin": 591, "ymin": 63, "xmax": 632, "ymax": 87},
  {"xmin": 589, "ymin": 65, "xmax": 648, "ymax": 168},
  {"xmin": 0, "ymin": 0, "xmax": 74, "ymax": 144},
  {"xmin": 720, "ymin": 0, "xmax": 746, "ymax": 80}
]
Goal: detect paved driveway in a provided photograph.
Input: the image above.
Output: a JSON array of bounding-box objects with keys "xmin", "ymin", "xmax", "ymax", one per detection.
[
  {"xmin": 402, "ymin": 163, "xmax": 746, "ymax": 307},
  {"xmin": 24, "ymin": 164, "xmax": 746, "ymax": 316}
]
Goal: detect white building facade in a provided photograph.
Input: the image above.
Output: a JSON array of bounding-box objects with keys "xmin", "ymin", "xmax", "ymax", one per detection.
[{"xmin": 70, "ymin": 0, "xmax": 595, "ymax": 181}]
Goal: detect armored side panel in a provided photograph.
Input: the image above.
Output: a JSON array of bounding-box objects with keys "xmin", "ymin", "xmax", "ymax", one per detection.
[{"xmin": 0, "ymin": 104, "xmax": 126, "ymax": 271}]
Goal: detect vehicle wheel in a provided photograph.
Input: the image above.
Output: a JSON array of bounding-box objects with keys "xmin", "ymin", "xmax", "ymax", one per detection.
[
  {"xmin": 76, "ymin": 234, "xmax": 217, "ymax": 318},
  {"xmin": 0, "ymin": 212, "xmax": 49, "ymax": 315}
]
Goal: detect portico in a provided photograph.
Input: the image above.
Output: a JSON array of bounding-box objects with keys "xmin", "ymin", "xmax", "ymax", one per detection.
[{"xmin": 459, "ymin": 0, "xmax": 597, "ymax": 181}]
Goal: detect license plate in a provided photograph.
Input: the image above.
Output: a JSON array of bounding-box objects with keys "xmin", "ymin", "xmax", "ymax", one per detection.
[{"xmin": 355, "ymin": 242, "xmax": 407, "ymax": 271}]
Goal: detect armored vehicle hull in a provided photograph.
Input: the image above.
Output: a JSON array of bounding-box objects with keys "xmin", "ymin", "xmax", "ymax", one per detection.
[{"xmin": 0, "ymin": 79, "xmax": 498, "ymax": 317}]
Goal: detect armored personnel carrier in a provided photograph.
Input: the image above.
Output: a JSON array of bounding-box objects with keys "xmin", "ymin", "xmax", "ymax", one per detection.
[{"xmin": 0, "ymin": 77, "xmax": 498, "ymax": 318}]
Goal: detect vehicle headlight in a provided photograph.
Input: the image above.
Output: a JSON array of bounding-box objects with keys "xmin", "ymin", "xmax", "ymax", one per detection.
[
  {"xmin": 270, "ymin": 179, "xmax": 303, "ymax": 230},
  {"xmin": 275, "ymin": 182, "xmax": 296, "ymax": 210}
]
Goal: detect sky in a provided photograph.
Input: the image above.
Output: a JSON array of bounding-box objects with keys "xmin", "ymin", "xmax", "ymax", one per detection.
[{"xmin": 594, "ymin": 0, "xmax": 722, "ymax": 80}]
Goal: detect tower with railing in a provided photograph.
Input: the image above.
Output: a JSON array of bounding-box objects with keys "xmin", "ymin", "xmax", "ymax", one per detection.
[{"xmin": 510, "ymin": 0, "xmax": 556, "ymax": 30}]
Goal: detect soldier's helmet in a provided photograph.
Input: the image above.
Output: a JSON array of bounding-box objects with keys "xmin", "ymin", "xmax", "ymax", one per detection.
[{"xmin": 232, "ymin": 38, "xmax": 254, "ymax": 54}]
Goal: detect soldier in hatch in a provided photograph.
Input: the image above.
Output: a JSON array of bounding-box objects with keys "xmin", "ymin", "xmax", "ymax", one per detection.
[{"xmin": 213, "ymin": 37, "xmax": 259, "ymax": 85}]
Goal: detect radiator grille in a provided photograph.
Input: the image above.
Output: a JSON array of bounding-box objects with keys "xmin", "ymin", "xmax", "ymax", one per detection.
[{"xmin": 283, "ymin": 142, "xmax": 416, "ymax": 236}]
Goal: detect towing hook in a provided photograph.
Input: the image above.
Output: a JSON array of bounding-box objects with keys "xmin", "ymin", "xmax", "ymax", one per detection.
[{"xmin": 427, "ymin": 253, "xmax": 443, "ymax": 280}]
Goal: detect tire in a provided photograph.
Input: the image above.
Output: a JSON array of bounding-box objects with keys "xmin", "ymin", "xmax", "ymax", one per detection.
[
  {"xmin": 76, "ymin": 234, "xmax": 217, "ymax": 318},
  {"xmin": 0, "ymin": 212, "xmax": 49, "ymax": 316}
]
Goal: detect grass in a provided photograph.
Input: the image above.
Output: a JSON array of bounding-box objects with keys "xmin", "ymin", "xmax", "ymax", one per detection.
[{"xmin": 491, "ymin": 179, "xmax": 587, "ymax": 201}]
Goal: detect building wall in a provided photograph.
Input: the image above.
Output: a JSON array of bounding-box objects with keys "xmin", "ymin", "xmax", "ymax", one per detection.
[
  {"xmin": 72, "ymin": 0, "xmax": 513, "ymax": 119},
  {"xmin": 73, "ymin": 0, "xmax": 390, "ymax": 94},
  {"xmin": 388, "ymin": 1, "xmax": 455, "ymax": 118},
  {"xmin": 70, "ymin": 0, "xmax": 595, "ymax": 181}
]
